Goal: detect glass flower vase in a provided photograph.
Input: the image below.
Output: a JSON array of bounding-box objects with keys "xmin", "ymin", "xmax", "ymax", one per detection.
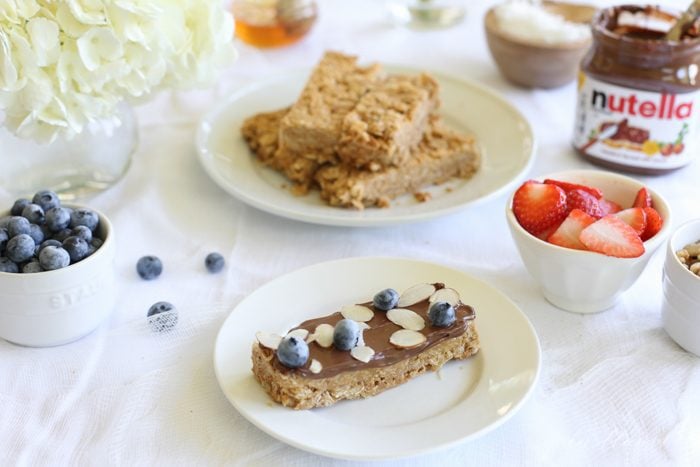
[{"xmin": 0, "ymin": 103, "xmax": 137, "ymax": 200}]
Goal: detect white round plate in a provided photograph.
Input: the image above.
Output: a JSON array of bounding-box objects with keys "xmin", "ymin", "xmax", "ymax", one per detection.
[
  {"xmin": 213, "ymin": 257, "xmax": 541, "ymax": 460},
  {"xmin": 196, "ymin": 66, "xmax": 535, "ymax": 227}
]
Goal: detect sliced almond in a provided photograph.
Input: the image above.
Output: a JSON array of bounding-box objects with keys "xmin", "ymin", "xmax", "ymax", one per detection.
[
  {"xmin": 340, "ymin": 304, "xmax": 374, "ymax": 322},
  {"xmin": 429, "ymin": 287, "xmax": 460, "ymax": 306},
  {"xmin": 389, "ymin": 329, "xmax": 427, "ymax": 349},
  {"xmin": 397, "ymin": 283, "xmax": 436, "ymax": 307},
  {"xmin": 312, "ymin": 323, "xmax": 334, "ymax": 348},
  {"xmin": 287, "ymin": 328, "xmax": 309, "ymax": 340},
  {"xmin": 387, "ymin": 308, "xmax": 425, "ymax": 331},
  {"xmin": 309, "ymin": 359, "xmax": 322, "ymax": 374},
  {"xmin": 350, "ymin": 345, "xmax": 375, "ymax": 363},
  {"xmin": 358, "ymin": 322, "xmax": 370, "ymax": 330},
  {"xmin": 255, "ymin": 331, "xmax": 282, "ymax": 350}
]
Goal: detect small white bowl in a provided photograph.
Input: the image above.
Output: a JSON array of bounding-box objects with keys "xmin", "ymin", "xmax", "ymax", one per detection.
[
  {"xmin": 506, "ymin": 170, "xmax": 671, "ymax": 313},
  {"xmin": 0, "ymin": 207, "xmax": 116, "ymax": 347},
  {"xmin": 662, "ymin": 219, "xmax": 700, "ymax": 356}
]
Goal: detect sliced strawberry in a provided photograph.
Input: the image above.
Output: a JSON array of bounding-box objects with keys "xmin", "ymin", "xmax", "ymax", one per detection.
[
  {"xmin": 547, "ymin": 209, "xmax": 596, "ymax": 250},
  {"xmin": 579, "ymin": 215, "xmax": 645, "ymax": 258},
  {"xmin": 536, "ymin": 224, "xmax": 562, "ymax": 241},
  {"xmin": 599, "ymin": 198, "xmax": 622, "ymax": 216},
  {"xmin": 614, "ymin": 208, "xmax": 647, "ymax": 236},
  {"xmin": 544, "ymin": 179, "xmax": 603, "ymax": 199},
  {"xmin": 632, "ymin": 187, "xmax": 652, "ymax": 208},
  {"xmin": 566, "ymin": 188, "xmax": 604, "ymax": 218},
  {"xmin": 512, "ymin": 181, "xmax": 568, "ymax": 236},
  {"xmin": 641, "ymin": 207, "xmax": 663, "ymax": 241}
]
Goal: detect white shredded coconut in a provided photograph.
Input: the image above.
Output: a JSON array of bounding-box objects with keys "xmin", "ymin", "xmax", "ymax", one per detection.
[{"xmin": 494, "ymin": 0, "xmax": 591, "ymax": 45}]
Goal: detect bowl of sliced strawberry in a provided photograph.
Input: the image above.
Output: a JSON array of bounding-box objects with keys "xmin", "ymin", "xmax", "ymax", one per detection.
[{"xmin": 506, "ymin": 169, "xmax": 671, "ymax": 313}]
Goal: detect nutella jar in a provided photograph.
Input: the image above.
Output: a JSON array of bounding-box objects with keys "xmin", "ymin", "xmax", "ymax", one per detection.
[{"xmin": 573, "ymin": 5, "xmax": 700, "ymax": 174}]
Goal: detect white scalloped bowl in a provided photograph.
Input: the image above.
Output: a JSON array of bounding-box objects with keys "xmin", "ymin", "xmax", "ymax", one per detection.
[{"xmin": 506, "ymin": 170, "xmax": 671, "ymax": 313}]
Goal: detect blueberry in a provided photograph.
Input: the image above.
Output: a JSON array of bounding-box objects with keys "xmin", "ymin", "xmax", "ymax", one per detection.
[
  {"xmin": 428, "ymin": 301, "xmax": 456, "ymax": 328},
  {"xmin": 28, "ymin": 223, "xmax": 44, "ymax": 244},
  {"xmin": 147, "ymin": 301, "xmax": 178, "ymax": 332},
  {"xmin": 85, "ymin": 244, "xmax": 97, "ymax": 257},
  {"xmin": 40, "ymin": 238, "xmax": 62, "ymax": 249},
  {"xmin": 45, "ymin": 207, "xmax": 71, "ymax": 232},
  {"xmin": 0, "ymin": 216, "xmax": 11, "ymax": 229},
  {"xmin": 136, "ymin": 255, "xmax": 162, "ymax": 280},
  {"xmin": 7, "ymin": 216, "xmax": 30, "ymax": 237},
  {"xmin": 276, "ymin": 336, "xmax": 309, "ymax": 368},
  {"xmin": 62, "ymin": 236, "xmax": 89, "ymax": 263},
  {"xmin": 21, "ymin": 203, "xmax": 45, "ymax": 225},
  {"xmin": 22, "ymin": 261, "xmax": 43, "ymax": 274},
  {"xmin": 32, "ymin": 190, "xmax": 60, "ymax": 211},
  {"xmin": 205, "ymin": 252, "xmax": 225, "ymax": 273},
  {"xmin": 39, "ymin": 246, "xmax": 70, "ymax": 270},
  {"xmin": 373, "ymin": 288, "xmax": 399, "ymax": 311},
  {"xmin": 71, "ymin": 225, "xmax": 93, "ymax": 243},
  {"xmin": 91, "ymin": 237, "xmax": 103, "ymax": 249},
  {"xmin": 333, "ymin": 319, "xmax": 360, "ymax": 350},
  {"xmin": 52, "ymin": 228, "xmax": 73, "ymax": 242},
  {"xmin": 0, "ymin": 228, "xmax": 8, "ymax": 254},
  {"xmin": 38, "ymin": 238, "xmax": 62, "ymax": 254},
  {"xmin": 0, "ymin": 257, "xmax": 19, "ymax": 273},
  {"xmin": 70, "ymin": 208, "xmax": 99, "ymax": 231},
  {"xmin": 11, "ymin": 198, "xmax": 31, "ymax": 216},
  {"xmin": 6, "ymin": 234, "xmax": 35, "ymax": 263}
]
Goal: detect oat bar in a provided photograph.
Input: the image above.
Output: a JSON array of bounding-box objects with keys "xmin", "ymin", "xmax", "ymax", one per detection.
[
  {"xmin": 315, "ymin": 118, "xmax": 480, "ymax": 209},
  {"xmin": 278, "ymin": 51, "xmax": 384, "ymax": 160},
  {"xmin": 241, "ymin": 108, "xmax": 317, "ymax": 195},
  {"xmin": 338, "ymin": 73, "xmax": 439, "ymax": 169}
]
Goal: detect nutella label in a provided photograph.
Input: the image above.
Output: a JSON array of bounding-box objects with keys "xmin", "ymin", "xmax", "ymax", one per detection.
[{"xmin": 573, "ymin": 73, "xmax": 700, "ymax": 169}]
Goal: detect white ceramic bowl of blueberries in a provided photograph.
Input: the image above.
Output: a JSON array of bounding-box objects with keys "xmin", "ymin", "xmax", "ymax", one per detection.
[{"xmin": 0, "ymin": 190, "xmax": 115, "ymax": 347}]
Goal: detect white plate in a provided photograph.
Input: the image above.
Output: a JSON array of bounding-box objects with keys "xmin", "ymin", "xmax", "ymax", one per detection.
[
  {"xmin": 196, "ymin": 66, "xmax": 535, "ymax": 227},
  {"xmin": 213, "ymin": 257, "xmax": 541, "ymax": 460}
]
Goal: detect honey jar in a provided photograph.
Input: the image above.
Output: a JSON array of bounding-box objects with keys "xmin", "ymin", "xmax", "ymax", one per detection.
[{"xmin": 232, "ymin": 0, "xmax": 317, "ymax": 48}]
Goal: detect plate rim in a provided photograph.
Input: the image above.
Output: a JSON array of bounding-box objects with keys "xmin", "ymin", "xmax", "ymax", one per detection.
[
  {"xmin": 213, "ymin": 256, "xmax": 542, "ymax": 460},
  {"xmin": 196, "ymin": 66, "xmax": 536, "ymax": 227}
]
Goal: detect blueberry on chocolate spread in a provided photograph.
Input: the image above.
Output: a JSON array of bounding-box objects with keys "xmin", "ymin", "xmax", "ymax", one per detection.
[
  {"xmin": 373, "ymin": 288, "xmax": 399, "ymax": 311},
  {"xmin": 332, "ymin": 319, "xmax": 360, "ymax": 351},
  {"xmin": 428, "ymin": 301, "xmax": 456, "ymax": 328},
  {"xmin": 276, "ymin": 336, "xmax": 309, "ymax": 368}
]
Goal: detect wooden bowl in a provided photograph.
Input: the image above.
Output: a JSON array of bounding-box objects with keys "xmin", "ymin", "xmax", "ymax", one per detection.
[{"xmin": 485, "ymin": 1, "xmax": 597, "ymax": 89}]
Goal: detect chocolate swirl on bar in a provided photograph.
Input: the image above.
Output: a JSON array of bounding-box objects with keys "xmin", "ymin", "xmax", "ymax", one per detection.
[{"xmin": 261, "ymin": 283, "xmax": 475, "ymax": 379}]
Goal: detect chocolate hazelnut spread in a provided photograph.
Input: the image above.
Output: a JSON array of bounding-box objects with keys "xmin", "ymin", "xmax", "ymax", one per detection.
[
  {"xmin": 262, "ymin": 284, "xmax": 476, "ymax": 379},
  {"xmin": 573, "ymin": 5, "xmax": 700, "ymax": 174}
]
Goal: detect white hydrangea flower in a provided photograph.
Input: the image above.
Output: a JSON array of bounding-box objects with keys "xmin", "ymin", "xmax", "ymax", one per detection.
[{"xmin": 0, "ymin": 0, "xmax": 236, "ymax": 142}]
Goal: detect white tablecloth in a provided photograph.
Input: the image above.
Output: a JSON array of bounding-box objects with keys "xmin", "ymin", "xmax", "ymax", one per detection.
[{"xmin": 2, "ymin": 1, "xmax": 699, "ymax": 465}]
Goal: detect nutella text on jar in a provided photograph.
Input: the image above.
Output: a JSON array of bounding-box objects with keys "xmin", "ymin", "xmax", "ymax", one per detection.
[{"xmin": 573, "ymin": 5, "xmax": 700, "ymax": 174}]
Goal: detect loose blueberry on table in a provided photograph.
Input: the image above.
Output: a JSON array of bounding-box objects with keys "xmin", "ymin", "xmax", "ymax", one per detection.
[
  {"xmin": 136, "ymin": 255, "xmax": 163, "ymax": 280},
  {"xmin": 147, "ymin": 301, "xmax": 178, "ymax": 332},
  {"xmin": 0, "ymin": 190, "xmax": 104, "ymax": 274},
  {"xmin": 204, "ymin": 252, "xmax": 225, "ymax": 273}
]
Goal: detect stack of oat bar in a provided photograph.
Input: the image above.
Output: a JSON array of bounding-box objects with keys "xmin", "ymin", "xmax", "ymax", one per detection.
[{"xmin": 242, "ymin": 51, "xmax": 480, "ymax": 209}]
